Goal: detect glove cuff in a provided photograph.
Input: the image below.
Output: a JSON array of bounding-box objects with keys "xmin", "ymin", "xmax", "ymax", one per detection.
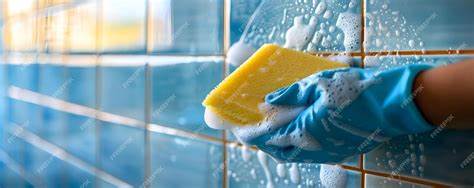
[{"xmin": 377, "ymin": 64, "xmax": 436, "ymax": 136}]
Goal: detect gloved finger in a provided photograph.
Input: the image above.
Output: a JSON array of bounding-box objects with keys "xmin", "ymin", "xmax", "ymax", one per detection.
[
  {"xmin": 265, "ymin": 81, "xmax": 320, "ymax": 106},
  {"xmin": 265, "ymin": 67, "xmax": 353, "ymax": 106}
]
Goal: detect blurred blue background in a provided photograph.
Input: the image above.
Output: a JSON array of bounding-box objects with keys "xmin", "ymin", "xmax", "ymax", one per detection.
[{"xmin": 0, "ymin": 0, "xmax": 473, "ymax": 187}]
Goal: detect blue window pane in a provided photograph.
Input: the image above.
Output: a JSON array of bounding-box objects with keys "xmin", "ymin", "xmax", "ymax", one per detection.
[
  {"xmin": 6, "ymin": 99, "xmax": 42, "ymax": 136},
  {"xmin": 365, "ymin": 0, "xmax": 474, "ymax": 51},
  {"xmin": 101, "ymin": 63, "xmax": 145, "ymax": 121},
  {"xmin": 64, "ymin": 114, "xmax": 96, "ymax": 165},
  {"xmin": 7, "ymin": 63, "xmax": 40, "ymax": 92},
  {"xmin": 98, "ymin": 121, "xmax": 144, "ymax": 186},
  {"xmin": 0, "ymin": 162, "xmax": 34, "ymax": 187},
  {"xmin": 233, "ymin": 0, "xmax": 361, "ymax": 53},
  {"xmin": 151, "ymin": 58, "xmax": 223, "ymax": 138},
  {"xmin": 1, "ymin": 127, "xmax": 33, "ymax": 188},
  {"xmin": 1, "ymin": 64, "xmax": 6, "ymax": 131},
  {"xmin": 67, "ymin": 65, "xmax": 96, "ymax": 108},
  {"xmin": 227, "ymin": 144, "xmax": 361, "ymax": 187},
  {"xmin": 39, "ymin": 65, "xmax": 69, "ymax": 100},
  {"xmin": 151, "ymin": 0, "xmax": 223, "ymax": 55},
  {"xmin": 364, "ymin": 55, "xmax": 474, "ymax": 69},
  {"xmin": 364, "ymin": 130, "xmax": 474, "ymax": 186},
  {"xmin": 364, "ymin": 55, "xmax": 473, "ymax": 186},
  {"xmin": 150, "ymin": 133, "xmax": 223, "ymax": 187},
  {"xmin": 230, "ymin": 0, "xmax": 262, "ymax": 45},
  {"xmin": 1, "ymin": 124, "xmax": 97, "ymax": 187},
  {"xmin": 365, "ymin": 174, "xmax": 428, "ymax": 188},
  {"xmin": 101, "ymin": 0, "xmax": 146, "ymax": 53}
]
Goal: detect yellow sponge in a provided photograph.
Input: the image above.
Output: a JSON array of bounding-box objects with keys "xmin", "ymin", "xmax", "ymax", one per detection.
[{"xmin": 202, "ymin": 44, "xmax": 348, "ymax": 125}]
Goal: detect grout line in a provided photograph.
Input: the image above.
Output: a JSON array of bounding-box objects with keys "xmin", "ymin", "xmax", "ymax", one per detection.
[
  {"xmin": 360, "ymin": 1, "xmax": 367, "ymax": 186},
  {"xmin": 363, "ymin": 169, "xmax": 451, "ymax": 188},
  {"xmin": 360, "ymin": 155, "xmax": 365, "ymax": 188},
  {"xmin": 365, "ymin": 49, "xmax": 474, "ymax": 56},
  {"xmin": 6, "ymin": 124, "xmax": 133, "ymax": 187},
  {"xmin": 94, "ymin": 0, "xmax": 103, "ymax": 186},
  {"xmin": 222, "ymin": 131, "xmax": 228, "ymax": 188},
  {"xmin": 144, "ymin": 0, "xmax": 152, "ymax": 186},
  {"xmin": 144, "ymin": 64, "xmax": 152, "ymax": 188},
  {"xmin": 308, "ymin": 51, "xmax": 364, "ymax": 57},
  {"xmin": 7, "ymin": 86, "xmax": 222, "ymax": 144},
  {"xmin": 222, "ymin": 0, "xmax": 231, "ymax": 187}
]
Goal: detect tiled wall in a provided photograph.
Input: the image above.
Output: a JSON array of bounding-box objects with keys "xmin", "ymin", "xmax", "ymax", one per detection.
[{"xmin": 0, "ymin": 0, "xmax": 473, "ymax": 187}]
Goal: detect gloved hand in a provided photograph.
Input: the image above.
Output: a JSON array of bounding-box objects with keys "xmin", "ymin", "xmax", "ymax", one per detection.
[{"xmin": 240, "ymin": 64, "xmax": 435, "ymax": 163}]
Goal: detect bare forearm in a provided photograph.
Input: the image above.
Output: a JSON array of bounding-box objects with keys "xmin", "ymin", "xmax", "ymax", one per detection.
[{"xmin": 413, "ymin": 59, "xmax": 474, "ymax": 129}]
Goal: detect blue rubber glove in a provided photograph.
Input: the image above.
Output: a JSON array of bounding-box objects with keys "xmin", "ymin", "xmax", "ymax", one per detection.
[{"xmin": 244, "ymin": 64, "xmax": 436, "ymax": 163}]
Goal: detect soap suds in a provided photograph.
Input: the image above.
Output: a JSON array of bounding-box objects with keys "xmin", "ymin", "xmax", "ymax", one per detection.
[
  {"xmin": 323, "ymin": 10, "xmax": 333, "ymax": 19},
  {"xmin": 204, "ymin": 108, "xmax": 236, "ymax": 130},
  {"xmin": 284, "ymin": 16, "xmax": 318, "ymax": 50},
  {"xmin": 315, "ymin": 1, "xmax": 327, "ymax": 15},
  {"xmin": 257, "ymin": 150, "xmax": 275, "ymax": 188},
  {"xmin": 336, "ymin": 12, "xmax": 361, "ymax": 52},
  {"xmin": 232, "ymin": 104, "xmax": 305, "ymax": 143},
  {"xmin": 226, "ymin": 40, "xmax": 257, "ymax": 67},
  {"xmin": 276, "ymin": 163, "xmax": 286, "ymax": 178},
  {"xmin": 315, "ymin": 70, "xmax": 378, "ymax": 108},
  {"xmin": 241, "ymin": 145, "xmax": 251, "ymax": 162},
  {"xmin": 265, "ymin": 127, "xmax": 322, "ymax": 151},
  {"xmin": 319, "ymin": 164, "xmax": 347, "ymax": 188},
  {"xmin": 289, "ymin": 163, "xmax": 301, "ymax": 184}
]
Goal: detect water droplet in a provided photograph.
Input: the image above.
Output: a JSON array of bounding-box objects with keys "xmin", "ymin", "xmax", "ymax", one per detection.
[{"xmin": 408, "ymin": 40, "xmax": 415, "ymax": 48}]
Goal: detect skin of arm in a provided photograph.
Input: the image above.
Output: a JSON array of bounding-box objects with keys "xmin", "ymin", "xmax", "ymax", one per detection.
[{"xmin": 413, "ymin": 59, "xmax": 474, "ymax": 129}]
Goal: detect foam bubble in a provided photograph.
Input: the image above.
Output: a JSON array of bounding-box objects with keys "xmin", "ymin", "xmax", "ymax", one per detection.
[
  {"xmin": 408, "ymin": 39, "xmax": 415, "ymax": 48},
  {"xmin": 336, "ymin": 12, "xmax": 361, "ymax": 52},
  {"xmin": 226, "ymin": 40, "xmax": 257, "ymax": 67},
  {"xmin": 315, "ymin": 1, "xmax": 327, "ymax": 15},
  {"xmin": 232, "ymin": 104, "xmax": 305, "ymax": 143},
  {"xmin": 204, "ymin": 108, "xmax": 236, "ymax": 130},
  {"xmin": 257, "ymin": 150, "xmax": 275, "ymax": 188},
  {"xmin": 276, "ymin": 163, "xmax": 286, "ymax": 178},
  {"xmin": 241, "ymin": 145, "xmax": 251, "ymax": 162},
  {"xmin": 323, "ymin": 10, "xmax": 333, "ymax": 19},
  {"xmin": 265, "ymin": 127, "xmax": 322, "ymax": 151},
  {"xmin": 289, "ymin": 163, "xmax": 301, "ymax": 184},
  {"xmin": 317, "ymin": 70, "xmax": 378, "ymax": 108},
  {"xmin": 284, "ymin": 16, "xmax": 318, "ymax": 50},
  {"xmin": 319, "ymin": 164, "xmax": 348, "ymax": 188},
  {"xmin": 419, "ymin": 155, "xmax": 427, "ymax": 165}
]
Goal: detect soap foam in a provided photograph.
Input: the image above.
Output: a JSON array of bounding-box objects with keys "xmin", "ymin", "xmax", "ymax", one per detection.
[
  {"xmin": 204, "ymin": 108, "xmax": 236, "ymax": 130},
  {"xmin": 241, "ymin": 145, "xmax": 251, "ymax": 162},
  {"xmin": 226, "ymin": 40, "xmax": 257, "ymax": 67},
  {"xmin": 319, "ymin": 164, "xmax": 348, "ymax": 188},
  {"xmin": 231, "ymin": 104, "xmax": 306, "ymax": 144},
  {"xmin": 276, "ymin": 163, "xmax": 286, "ymax": 178},
  {"xmin": 316, "ymin": 70, "xmax": 378, "ymax": 108},
  {"xmin": 284, "ymin": 16, "xmax": 318, "ymax": 50},
  {"xmin": 289, "ymin": 163, "xmax": 300, "ymax": 184},
  {"xmin": 336, "ymin": 12, "xmax": 361, "ymax": 52},
  {"xmin": 257, "ymin": 150, "xmax": 275, "ymax": 188},
  {"xmin": 315, "ymin": 1, "xmax": 327, "ymax": 15},
  {"xmin": 265, "ymin": 127, "xmax": 322, "ymax": 151}
]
